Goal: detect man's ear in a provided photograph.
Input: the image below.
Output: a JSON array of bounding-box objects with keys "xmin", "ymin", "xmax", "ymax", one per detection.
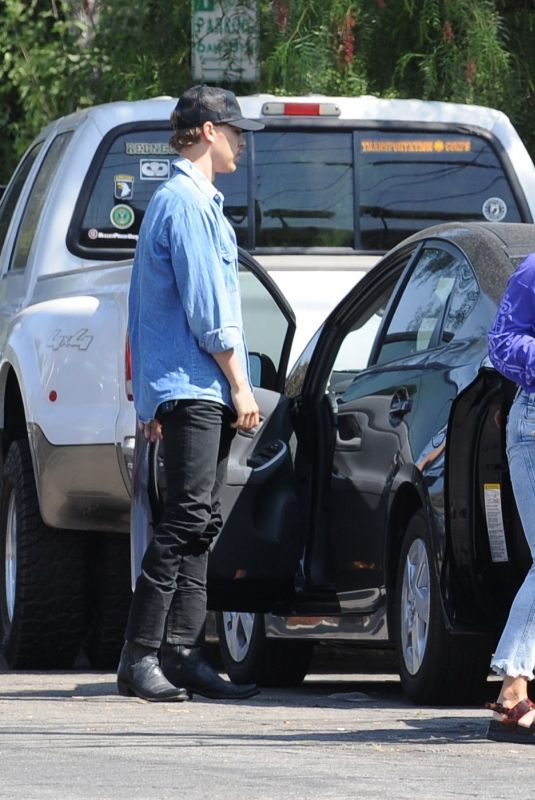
[{"xmin": 202, "ymin": 120, "xmax": 217, "ymax": 143}]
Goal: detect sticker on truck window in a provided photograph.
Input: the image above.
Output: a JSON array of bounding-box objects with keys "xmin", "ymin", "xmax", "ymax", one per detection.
[
  {"xmin": 360, "ymin": 139, "xmax": 472, "ymax": 154},
  {"xmin": 110, "ymin": 204, "xmax": 135, "ymax": 230},
  {"xmin": 114, "ymin": 174, "xmax": 134, "ymax": 200},
  {"xmin": 483, "ymin": 483, "xmax": 509, "ymax": 562},
  {"xmin": 88, "ymin": 228, "xmax": 138, "ymax": 242},
  {"xmin": 140, "ymin": 159, "xmax": 170, "ymax": 180},
  {"xmin": 125, "ymin": 142, "xmax": 175, "ymax": 155},
  {"xmin": 482, "ymin": 197, "xmax": 507, "ymax": 221}
]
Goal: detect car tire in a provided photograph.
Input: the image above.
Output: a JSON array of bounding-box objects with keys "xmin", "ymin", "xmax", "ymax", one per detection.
[
  {"xmin": 0, "ymin": 439, "xmax": 89, "ymax": 668},
  {"xmin": 216, "ymin": 610, "xmax": 314, "ymax": 687},
  {"xmin": 84, "ymin": 532, "xmax": 132, "ymax": 669},
  {"xmin": 394, "ymin": 509, "xmax": 491, "ymax": 705}
]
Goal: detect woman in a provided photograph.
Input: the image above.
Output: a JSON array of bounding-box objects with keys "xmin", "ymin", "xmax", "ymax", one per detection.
[{"xmin": 486, "ymin": 251, "xmax": 535, "ymax": 743}]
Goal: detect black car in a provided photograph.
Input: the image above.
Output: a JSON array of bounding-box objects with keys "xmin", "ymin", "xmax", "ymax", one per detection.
[{"xmin": 132, "ymin": 222, "xmax": 535, "ymax": 705}]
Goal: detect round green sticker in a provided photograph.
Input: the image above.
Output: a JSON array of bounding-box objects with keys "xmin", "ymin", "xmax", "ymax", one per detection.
[{"xmin": 110, "ymin": 204, "xmax": 135, "ymax": 230}]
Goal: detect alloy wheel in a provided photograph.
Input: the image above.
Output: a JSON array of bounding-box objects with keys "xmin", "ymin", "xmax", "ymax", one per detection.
[
  {"xmin": 221, "ymin": 611, "xmax": 256, "ymax": 662},
  {"xmin": 400, "ymin": 537, "xmax": 430, "ymax": 675}
]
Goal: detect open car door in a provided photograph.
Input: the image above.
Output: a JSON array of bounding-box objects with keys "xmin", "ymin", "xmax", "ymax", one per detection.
[{"xmin": 130, "ymin": 250, "xmax": 299, "ymax": 611}]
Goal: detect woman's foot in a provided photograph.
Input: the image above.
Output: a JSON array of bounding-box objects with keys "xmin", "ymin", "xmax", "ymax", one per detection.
[
  {"xmin": 486, "ymin": 698, "xmax": 535, "ymax": 743},
  {"xmin": 487, "ymin": 697, "xmax": 535, "ymax": 727}
]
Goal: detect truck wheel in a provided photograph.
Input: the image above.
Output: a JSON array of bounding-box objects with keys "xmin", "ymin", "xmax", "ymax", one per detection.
[
  {"xmin": 216, "ymin": 610, "xmax": 314, "ymax": 687},
  {"xmin": 394, "ymin": 509, "xmax": 491, "ymax": 705},
  {"xmin": 84, "ymin": 532, "xmax": 132, "ymax": 669},
  {"xmin": 0, "ymin": 439, "xmax": 89, "ymax": 668}
]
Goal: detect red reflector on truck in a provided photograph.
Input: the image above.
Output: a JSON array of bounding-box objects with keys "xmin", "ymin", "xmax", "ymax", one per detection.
[
  {"xmin": 261, "ymin": 102, "xmax": 340, "ymax": 117},
  {"xmin": 125, "ymin": 336, "xmax": 133, "ymax": 401}
]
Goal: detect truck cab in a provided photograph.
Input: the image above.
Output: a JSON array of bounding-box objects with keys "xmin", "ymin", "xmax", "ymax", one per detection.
[{"xmin": 0, "ymin": 94, "xmax": 533, "ymax": 671}]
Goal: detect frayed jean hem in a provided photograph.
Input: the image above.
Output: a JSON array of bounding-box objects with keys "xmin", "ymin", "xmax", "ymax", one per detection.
[{"xmin": 490, "ymin": 658, "xmax": 535, "ymax": 680}]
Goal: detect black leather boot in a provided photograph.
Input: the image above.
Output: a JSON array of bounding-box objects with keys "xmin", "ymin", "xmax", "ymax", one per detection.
[
  {"xmin": 160, "ymin": 644, "xmax": 259, "ymax": 699},
  {"xmin": 117, "ymin": 641, "xmax": 190, "ymax": 702}
]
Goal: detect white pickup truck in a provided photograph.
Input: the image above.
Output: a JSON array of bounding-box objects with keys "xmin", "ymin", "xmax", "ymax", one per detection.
[{"xmin": 1, "ymin": 94, "xmax": 534, "ymax": 670}]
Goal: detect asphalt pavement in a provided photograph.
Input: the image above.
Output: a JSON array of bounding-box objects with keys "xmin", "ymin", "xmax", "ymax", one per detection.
[{"xmin": 1, "ymin": 647, "xmax": 533, "ymax": 800}]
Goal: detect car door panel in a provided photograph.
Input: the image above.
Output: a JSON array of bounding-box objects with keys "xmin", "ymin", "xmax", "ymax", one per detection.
[
  {"xmin": 329, "ymin": 364, "xmax": 423, "ymax": 601},
  {"xmin": 321, "ymin": 243, "xmax": 482, "ymax": 608},
  {"xmin": 208, "ymin": 388, "xmax": 302, "ymax": 611}
]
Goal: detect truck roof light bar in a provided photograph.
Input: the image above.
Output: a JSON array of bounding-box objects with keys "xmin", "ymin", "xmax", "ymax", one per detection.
[{"xmin": 261, "ymin": 102, "xmax": 341, "ymax": 117}]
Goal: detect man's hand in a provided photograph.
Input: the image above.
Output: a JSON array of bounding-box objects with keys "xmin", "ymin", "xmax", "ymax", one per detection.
[
  {"xmin": 211, "ymin": 348, "xmax": 260, "ymax": 431},
  {"xmin": 138, "ymin": 418, "xmax": 162, "ymax": 442},
  {"xmin": 231, "ymin": 385, "xmax": 260, "ymax": 431}
]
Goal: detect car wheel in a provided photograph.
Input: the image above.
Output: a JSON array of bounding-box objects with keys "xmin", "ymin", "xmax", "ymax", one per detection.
[
  {"xmin": 395, "ymin": 509, "xmax": 491, "ymax": 705},
  {"xmin": 216, "ymin": 610, "xmax": 314, "ymax": 687},
  {"xmin": 84, "ymin": 532, "xmax": 132, "ymax": 669},
  {"xmin": 0, "ymin": 439, "xmax": 89, "ymax": 668}
]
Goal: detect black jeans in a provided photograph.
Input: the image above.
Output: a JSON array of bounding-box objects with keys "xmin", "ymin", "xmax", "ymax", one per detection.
[{"xmin": 125, "ymin": 400, "xmax": 236, "ymax": 649}]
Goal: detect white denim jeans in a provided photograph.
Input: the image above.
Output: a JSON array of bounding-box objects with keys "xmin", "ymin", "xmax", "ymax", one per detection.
[{"xmin": 491, "ymin": 390, "xmax": 535, "ymax": 679}]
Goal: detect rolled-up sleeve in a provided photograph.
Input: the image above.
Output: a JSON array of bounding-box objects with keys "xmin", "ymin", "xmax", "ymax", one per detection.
[
  {"xmin": 488, "ymin": 254, "xmax": 535, "ymax": 390},
  {"xmin": 165, "ymin": 203, "xmax": 240, "ymax": 353}
]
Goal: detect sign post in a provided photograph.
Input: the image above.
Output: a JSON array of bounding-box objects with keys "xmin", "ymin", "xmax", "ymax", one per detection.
[{"xmin": 191, "ymin": 0, "xmax": 259, "ymax": 83}]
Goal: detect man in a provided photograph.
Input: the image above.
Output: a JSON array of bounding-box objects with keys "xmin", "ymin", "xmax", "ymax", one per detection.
[{"xmin": 118, "ymin": 85, "xmax": 264, "ymax": 702}]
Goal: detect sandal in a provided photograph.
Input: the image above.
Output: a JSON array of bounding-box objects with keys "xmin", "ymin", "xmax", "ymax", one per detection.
[{"xmin": 485, "ymin": 699, "xmax": 535, "ymax": 743}]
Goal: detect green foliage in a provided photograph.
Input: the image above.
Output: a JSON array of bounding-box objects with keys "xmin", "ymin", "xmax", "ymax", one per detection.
[
  {"xmin": 1, "ymin": 0, "xmax": 535, "ymax": 184},
  {"xmin": 389, "ymin": 0, "xmax": 513, "ymax": 109},
  {"xmin": 0, "ymin": 0, "xmax": 99, "ymax": 181}
]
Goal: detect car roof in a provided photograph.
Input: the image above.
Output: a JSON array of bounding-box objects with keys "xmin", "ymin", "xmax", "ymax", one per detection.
[
  {"xmin": 399, "ymin": 221, "xmax": 535, "ymax": 252},
  {"xmin": 386, "ymin": 221, "xmax": 535, "ymax": 301}
]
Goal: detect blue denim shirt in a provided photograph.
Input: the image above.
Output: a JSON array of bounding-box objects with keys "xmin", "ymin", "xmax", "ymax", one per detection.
[
  {"xmin": 488, "ymin": 252, "xmax": 535, "ymax": 393},
  {"xmin": 128, "ymin": 157, "xmax": 249, "ymax": 422}
]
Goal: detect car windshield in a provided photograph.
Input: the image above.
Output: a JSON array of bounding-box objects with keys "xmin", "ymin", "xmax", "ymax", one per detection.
[{"xmin": 70, "ymin": 126, "xmax": 523, "ymax": 259}]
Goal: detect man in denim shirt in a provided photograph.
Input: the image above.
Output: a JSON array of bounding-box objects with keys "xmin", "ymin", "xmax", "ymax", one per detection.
[{"xmin": 118, "ymin": 86, "xmax": 263, "ymax": 702}]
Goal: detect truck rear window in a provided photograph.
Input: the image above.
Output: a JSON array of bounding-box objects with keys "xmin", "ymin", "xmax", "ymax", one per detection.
[{"xmin": 70, "ymin": 126, "xmax": 524, "ymax": 259}]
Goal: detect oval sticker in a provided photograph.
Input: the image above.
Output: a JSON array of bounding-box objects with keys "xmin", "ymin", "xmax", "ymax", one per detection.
[
  {"xmin": 110, "ymin": 204, "xmax": 135, "ymax": 230},
  {"xmin": 482, "ymin": 197, "xmax": 507, "ymax": 222}
]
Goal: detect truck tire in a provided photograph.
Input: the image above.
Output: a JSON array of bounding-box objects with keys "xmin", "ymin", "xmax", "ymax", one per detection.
[
  {"xmin": 0, "ymin": 439, "xmax": 90, "ymax": 668},
  {"xmin": 216, "ymin": 610, "xmax": 314, "ymax": 687},
  {"xmin": 394, "ymin": 509, "xmax": 491, "ymax": 705},
  {"xmin": 84, "ymin": 532, "xmax": 132, "ymax": 669}
]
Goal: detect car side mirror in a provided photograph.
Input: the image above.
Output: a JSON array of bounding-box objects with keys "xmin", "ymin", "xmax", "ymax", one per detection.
[{"xmin": 249, "ymin": 352, "xmax": 277, "ymax": 390}]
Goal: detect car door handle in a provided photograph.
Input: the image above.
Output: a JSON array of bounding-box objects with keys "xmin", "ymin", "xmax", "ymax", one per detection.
[
  {"xmin": 237, "ymin": 416, "xmax": 265, "ymax": 438},
  {"xmin": 389, "ymin": 388, "xmax": 413, "ymax": 425},
  {"xmin": 335, "ymin": 432, "xmax": 362, "ymax": 450},
  {"xmin": 336, "ymin": 413, "xmax": 363, "ymax": 451}
]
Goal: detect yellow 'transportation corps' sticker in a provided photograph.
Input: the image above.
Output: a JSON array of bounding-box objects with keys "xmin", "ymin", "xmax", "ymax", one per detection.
[{"xmin": 360, "ymin": 139, "xmax": 471, "ymax": 154}]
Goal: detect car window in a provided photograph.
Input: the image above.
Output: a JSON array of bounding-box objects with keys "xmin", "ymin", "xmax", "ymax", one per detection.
[
  {"xmin": 441, "ymin": 257, "xmax": 480, "ymax": 342},
  {"xmin": 357, "ymin": 132, "xmax": 522, "ymax": 250},
  {"xmin": 223, "ymin": 131, "xmax": 354, "ymax": 249},
  {"xmin": 326, "ymin": 270, "xmax": 402, "ymax": 398},
  {"xmin": 374, "ymin": 247, "xmax": 465, "ymax": 365},
  {"xmin": 69, "ymin": 125, "xmax": 525, "ymax": 260},
  {"xmin": 239, "ymin": 261, "xmax": 290, "ymax": 387},
  {"xmin": 74, "ymin": 129, "xmax": 176, "ymax": 255},
  {"xmin": 0, "ymin": 142, "xmax": 43, "ymax": 257},
  {"xmin": 9, "ymin": 133, "xmax": 72, "ymax": 271}
]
